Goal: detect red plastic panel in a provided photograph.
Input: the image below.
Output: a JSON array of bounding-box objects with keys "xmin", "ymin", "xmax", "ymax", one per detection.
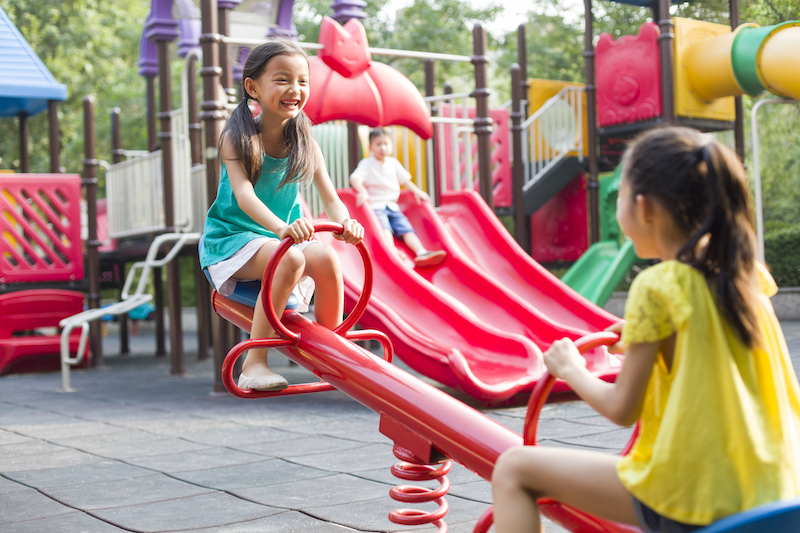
[
  {"xmin": 0, "ymin": 289, "xmax": 88, "ymax": 375},
  {"xmin": 596, "ymin": 23, "xmax": 662, "ymax": 126},
  {"xmin": 530, "ymin": 174, "xmax": 589, "ymax": 263},
  {"xmin": 0, "ymin": 174, "xmax": 84, "ymax": 283},
  {"xmin": 304, "ymin": 17, "xmax": 433, "ymax": 140},
  {"xmin": 438, "ymin": 106, "xmax": 511, "ymax": 208}
]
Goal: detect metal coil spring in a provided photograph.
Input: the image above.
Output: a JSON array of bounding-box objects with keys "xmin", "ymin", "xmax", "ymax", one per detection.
[{"xmin": 388, "ymin": 447, "xmax": 452, "ymax": 533}]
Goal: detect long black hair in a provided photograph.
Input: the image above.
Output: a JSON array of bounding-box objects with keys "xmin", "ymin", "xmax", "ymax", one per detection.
[
  {"xmin": 219, "ymin": 39, "xmax": 316, "ymax": 188},
  {"xmin": 622, "ymin": 127, "xmax": 761, "ymax": 347}
]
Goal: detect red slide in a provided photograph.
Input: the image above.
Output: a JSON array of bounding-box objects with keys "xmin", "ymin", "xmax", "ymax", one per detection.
[
  {"xmin": 318, "ymin": 190, "xmax": 622, "ymax": 403},
  {"xmin": 436, "ymin": 189, "xmax": 620, "ymax": 331}
]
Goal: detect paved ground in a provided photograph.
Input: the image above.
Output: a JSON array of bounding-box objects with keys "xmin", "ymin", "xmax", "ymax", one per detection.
[{"xmin": 2, "ymin": 311, "xmax": 799, "ymax": 533}]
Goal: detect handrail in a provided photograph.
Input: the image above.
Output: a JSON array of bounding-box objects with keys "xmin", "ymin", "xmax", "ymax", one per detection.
[
  {"xmin": 58, "ymin": 232, "xmax": 201, "ymax": 391},
  {"xmin": 220, "ymin": 36, "xmax": 472, "ymax": 62},
  {"xmin": 521, "ymin": 85, "xmax": 585, "ymax": 188}
]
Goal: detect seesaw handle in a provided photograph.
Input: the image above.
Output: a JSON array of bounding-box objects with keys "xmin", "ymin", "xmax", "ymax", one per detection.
[
  {"xmin": 522, "ymin": 331, "xmax": 620, "ymax": 446},
  {"xmin": 260, "ymin": 222, "xmax": 374, "ymax": 341}
]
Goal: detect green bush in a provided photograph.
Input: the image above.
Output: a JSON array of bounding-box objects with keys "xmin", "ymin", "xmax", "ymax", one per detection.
[{"xmin": 765, "ymin": 226, "xmax": 800, "ymax": 287}]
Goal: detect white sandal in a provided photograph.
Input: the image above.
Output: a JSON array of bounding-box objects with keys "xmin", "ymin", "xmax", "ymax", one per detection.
[{"xmin": 237, "ymin": 373, "xmax": 289, "ymax": 391}]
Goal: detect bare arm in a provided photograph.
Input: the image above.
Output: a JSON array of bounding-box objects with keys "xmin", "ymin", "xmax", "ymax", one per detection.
[
  {"xmin": 403, "ymin": 179, "xmax": 431, "ymax": 204},
  {"xmin": 349, "ymin": 174, "xmax": 370, "ymax": 207},
  {"xmin": 223, "ymin": 136, "xmax": 313, "ymax": 242},
  {"xmin": 544, "ymin": 336, "xmax": 659, "ymax": 426},
  {"xmin": 312, "ymin": 141, "xmax": 364, "ymax": 244}
]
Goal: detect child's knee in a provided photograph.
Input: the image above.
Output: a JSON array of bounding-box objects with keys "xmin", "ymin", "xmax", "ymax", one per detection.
[
  {"xmin": 493, "ymin": 445, "xmax": 530, "ymax": 486},
  {"xmin": 276, "ymin": 247, "xmax": 306, "ymax": 279},
  {"xmin": 308, "ymin": 243, "xmax": 341, "ymax": 273}
]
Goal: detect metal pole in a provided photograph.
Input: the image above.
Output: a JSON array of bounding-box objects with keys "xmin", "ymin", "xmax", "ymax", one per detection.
[
  {"xmin": 511, "ymin": 64, "xmax": 529, "ymax": 253},
  {"xmin": 425, "ymin": 59, "xmax": 440, "ymax": 206},
  {"xmin": 658, "ymin": 0, "xmax": 675, "ymax": 124},
  {"xmin": 751, "ymin": 98, "xmax": 798, "ymax": 263},
  {"xmin": 157, "ymin": 37, "xmax": 186, "ymax": 376},
  {"xmin": 201, "ymin": 0, "xmax": 230, "ymax": 393},
  {"xmin": 48, "ymin": 101, "xmax": 60, "ymax": 173},
  {"xmin": 730, "ymin": 0, "xmax": 745, "ymax": 162},
  {"xmin": 146, "ymin": 76, "xmax": 159, "ymax": 152},
  {"xmin": 584, "ymin": 0, "xmax": 600, "ymax": 243},
  {"xmin": 83, "ymin": 96, "xmax": 103, "ymax": 368},
  {"xmin": 471, "ymin": 23, "xmax": 493, "ymax": 210},
  {"xmin": 110, "ymin": 108, "xmax": 130, "ymax": 356},
  {"xmin": 187, "ymin": 53, "xmax": 212, "ymax": 361},
  {"xmin": 19, "ymin": 112, "xmax": 29, "ymax": 173},
  {"xmin": 517, "ymin": 24, "xmax": 529, "ymax": 119}
]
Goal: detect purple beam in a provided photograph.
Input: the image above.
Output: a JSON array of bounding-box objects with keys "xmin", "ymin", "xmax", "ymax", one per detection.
[
  {"xmin": 269, "ymin": 0, "xmax": 298, "ymax": 38},
  {"xmin": 331, "ymin": 0, "xmax": 366, "ymax": 23}
]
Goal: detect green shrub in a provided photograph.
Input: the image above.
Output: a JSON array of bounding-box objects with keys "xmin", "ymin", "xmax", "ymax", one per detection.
[{"xmin": 765, "ymin": 226, "xmax": 800, "ymax": 287}]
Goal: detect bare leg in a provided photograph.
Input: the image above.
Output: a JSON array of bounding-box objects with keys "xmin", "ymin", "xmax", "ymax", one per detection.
[
  {"xmin": 492, "ymin": 445, "xmax": 639, "ymax": 533},
  {"xmin": 301, "ymin": 242, "xmax": 343, "ymax": 329},
  {"xmin": 401, "ymin": 232, "xmax": 427, "ymax": 256},
  {"xmin": 233, "ymin": 241, "xmax": 306, "ymax": 379}
]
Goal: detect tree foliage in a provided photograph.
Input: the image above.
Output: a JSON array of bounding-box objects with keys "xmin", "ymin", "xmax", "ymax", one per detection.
[{"xmin": 0, "ymin": 0, "xmax": 150, "ymax": 179}]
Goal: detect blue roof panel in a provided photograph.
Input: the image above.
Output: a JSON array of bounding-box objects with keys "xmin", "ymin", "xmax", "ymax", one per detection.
[{"xmin": 0, "ymin": 6, "xmax": 67, "ymax": 118}]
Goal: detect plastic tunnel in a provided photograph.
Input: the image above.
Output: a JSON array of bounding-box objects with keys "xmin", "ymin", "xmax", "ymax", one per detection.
[{"xmin": 686, "ymin": 21, "xmax": 800, "ymax": 101}]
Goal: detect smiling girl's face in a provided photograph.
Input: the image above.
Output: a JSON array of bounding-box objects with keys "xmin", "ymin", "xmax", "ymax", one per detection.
[{"xmin": 245, "ymin": 53, "xmax": 310, "ymax": 124}]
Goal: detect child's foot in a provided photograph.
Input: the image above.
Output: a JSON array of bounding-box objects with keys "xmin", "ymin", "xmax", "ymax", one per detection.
[
  {"xmin": 238, "ymin": 371, "xmax": 289, "ymax": 391},
  {"xmin": 414, "ymin": 250, "xmax": 446, "ymax": 268}
]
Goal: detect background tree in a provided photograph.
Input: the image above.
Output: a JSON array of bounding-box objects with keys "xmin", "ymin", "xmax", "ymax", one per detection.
[{"xmin": 0, "ymin": 0, "xmax": 150, "ymax": 181}]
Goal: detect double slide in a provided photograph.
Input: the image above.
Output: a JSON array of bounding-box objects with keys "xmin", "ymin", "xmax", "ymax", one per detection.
[{"xmin": 319, "ymin": 189, "xmax": 621, "ymax": 402}]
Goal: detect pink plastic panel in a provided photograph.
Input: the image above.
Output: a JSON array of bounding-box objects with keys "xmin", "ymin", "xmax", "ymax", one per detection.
[
  {"xmin": 438, "ymin": 106, "xmax": 512, "ymax": 208},
  {"xmin": 530, "ymin": 174, "xmax": 589, "ymax": 263},
  {"xmin": 0, "ymin": 174, "xmax": 84, "ymax": 283},
  {"xmin": 596, "ymin": 23, "xmax": 662, "ymax": 127}
]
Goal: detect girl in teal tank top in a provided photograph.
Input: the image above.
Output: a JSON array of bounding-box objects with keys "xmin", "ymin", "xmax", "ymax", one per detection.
[{"xmin": 203, "ymin": 41, "xmax": 363, "ymax": 392}]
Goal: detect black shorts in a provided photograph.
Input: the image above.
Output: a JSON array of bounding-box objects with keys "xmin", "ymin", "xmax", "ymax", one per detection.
[{"xmin": 633, "ymin": 498, "xmax": 705, "ymax": 533}]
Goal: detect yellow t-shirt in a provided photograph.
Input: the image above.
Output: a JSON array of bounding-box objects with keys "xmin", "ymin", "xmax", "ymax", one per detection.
[{"xmin": 616, "ymin": 261, "xmax": 800, "ymax": 525}]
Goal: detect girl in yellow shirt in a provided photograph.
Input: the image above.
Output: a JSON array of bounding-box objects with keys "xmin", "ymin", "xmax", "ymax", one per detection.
[{"xmin": 492, "ymin": 126, "xmax": 800, "ymax": 532}]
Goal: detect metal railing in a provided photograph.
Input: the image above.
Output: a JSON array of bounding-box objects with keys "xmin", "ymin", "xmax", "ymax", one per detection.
[{"xmin": 521, "ymin": 86, "xmax": 584, "ymax": 191}]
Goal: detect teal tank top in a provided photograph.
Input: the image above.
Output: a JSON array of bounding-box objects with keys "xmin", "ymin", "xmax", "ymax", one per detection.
[{"xmin": 200, "ymin": 154, "xmax": 303, "ymax": 269}]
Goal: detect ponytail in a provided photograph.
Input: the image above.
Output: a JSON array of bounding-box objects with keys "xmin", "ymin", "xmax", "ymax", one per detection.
[
  {"xmin": 219, "ymin": 96, "xmax": 265, "ymax": 185},
  {"xmin": 623, "ymin": 127, "xmax": 761, "ymax": 347},
  {"xmin": 280, "ymin": 110, "xmax": 316, "ymax": 189},
  {"xmin": 677, "ymin": 143, "xmax": 760, "ymax": 347},
  {"xmin": 218, "ymin": 39, "xmax": 317, "ymax": 188}
]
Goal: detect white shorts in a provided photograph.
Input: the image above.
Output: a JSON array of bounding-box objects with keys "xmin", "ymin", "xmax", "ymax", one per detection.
[{"xmin": 207, "ymin": 237, "xmax": 316, "ymax": 313}]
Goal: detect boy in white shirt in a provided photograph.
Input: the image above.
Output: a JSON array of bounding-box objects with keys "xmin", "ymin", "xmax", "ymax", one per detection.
[{"xmin": 350, "ymin": 129, "xmax": 446, "ymax": 267}]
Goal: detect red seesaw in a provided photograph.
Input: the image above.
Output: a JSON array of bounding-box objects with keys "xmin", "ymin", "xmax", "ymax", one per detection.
[{"xmin": 209, "ymin": 223, "xmax": 800, "ymax": 533}]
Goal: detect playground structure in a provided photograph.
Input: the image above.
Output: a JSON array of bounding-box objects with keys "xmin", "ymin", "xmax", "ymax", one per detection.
[{"xmin": 3, "ymin": 0, "xmax": 800, "ymax": 529}]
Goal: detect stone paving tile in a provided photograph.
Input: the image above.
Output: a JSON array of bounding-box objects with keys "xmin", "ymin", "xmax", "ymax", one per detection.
[
  {"xmin": 84, "ymin": 436, "xmax": 213, "ymax": 460},
  {"xmin": 124, "ymin": 446, "xmax": 266, "ymax": 473},
  {"xmin": 0, "ymin": 488, "xmax": 74, "ymax": 525},
  {"xmin": 0, "ymin": 439, "xmax": 71, "ymax": 457},
  {"xmin": 232, "ymin": 433, "xmax": 371, "ymax": 459},
  {"xmin": 447, "ymin": 479, "xmax": 493, "ymax": 504},
  {"xmin": 90, "ymin": 491, "xmax": 282, "ymax": 532},
  {"xmin": 0, "ymin": 405, "xmax": 74, "ymax": 427},
  {"xmin": 175, "ymin": 424, "xmax": 300, "ymax": 447},
  {"xmin": 0, "ymin": 511, "xmax": 128, "ymax": 532},
  {"xmin": 7, "ymin": 420, "xmax": 128, "ymax": 440},
  {"xmin": 0, "ymin": 475, "xmax": 29, "ymax": 495},
  {"xmin": 49, "ymin": 427, "xmax": 163, "ymax": 449},
  {"xmin": 354, "ymin": 461, "xmax": 484, "ymax": 487},
  {"xmin": 0, "ymin": 431, "xmax": 36, "ymax": 446},
  {"xmin": 231, "ymin": 472, "xmax": 389, "ymax": 509},
  {"xmin": 548, "ymin": 426, "xmax": 636, "ymax": 452},
  {"xmin": 181, "ymin": 510, "xmax": 362, "ymax": 532},
  {"xmin": 6, "ymin": 460, "xmax": 154, "ymax": 489},
  {"xmin": 285, "ymin": 442, "xmax": 397, "ymax": 473},
  {"xmin": 0, "ymin": 449, "xmax": 103, "ymax": 473},
  {"xmin": 169, "ymin": 458, "xmax": 334, "ymax": 491},
  {"xmin": 303, "ymin": 490, "xmax": 490, "ymax": 532},
  {"xmin": 40, "ymin": 473, "xmax": 213, "ymax": 510}
]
